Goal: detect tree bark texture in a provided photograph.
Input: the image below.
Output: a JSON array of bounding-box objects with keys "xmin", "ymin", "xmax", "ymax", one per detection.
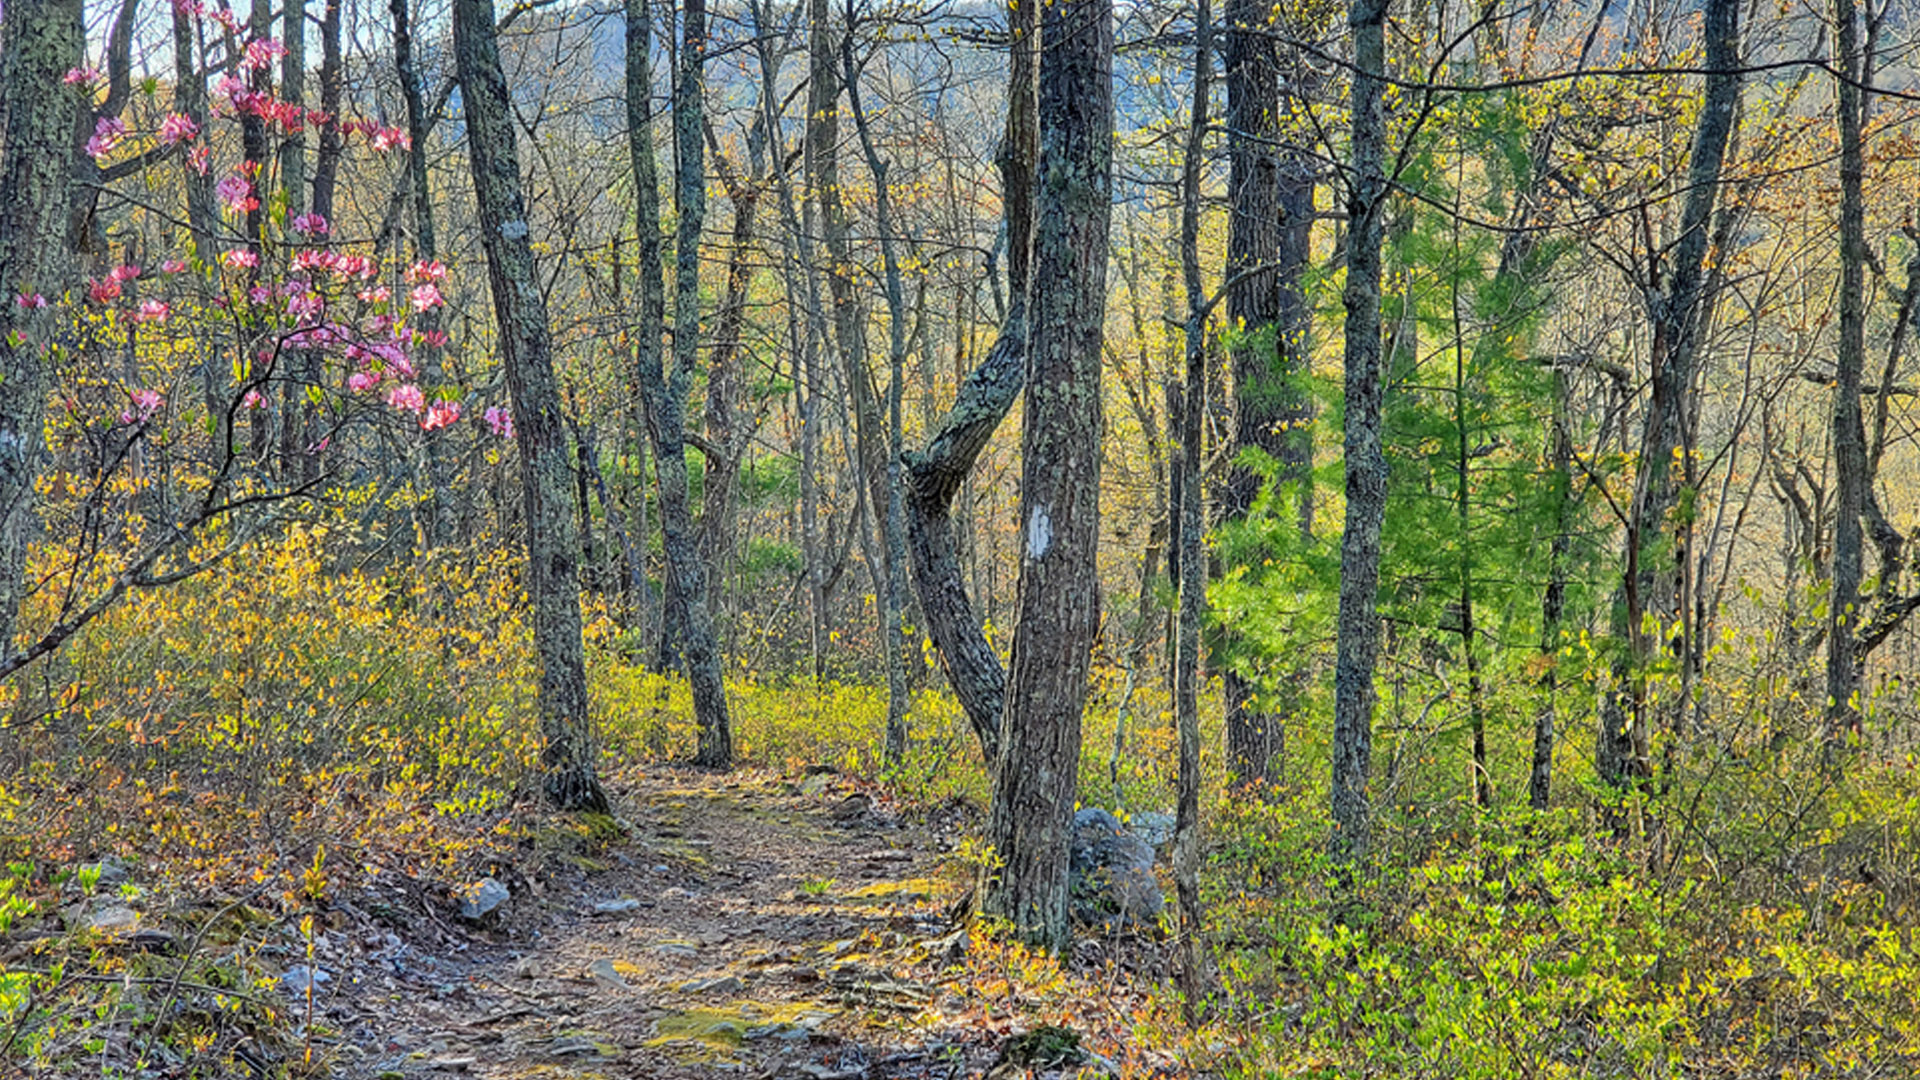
[
  {"xmin": 901, "ymin": 0, "xmax": 1040, "ymax": 765},
  {"xmin": 1824, "ymin": 0, "xmax": 1867, "ymax": 741},
  {"xmin": 0, "ymin": 0, "xmax": 84, "ymax": 657},
  {"xmin": 1332, "ymin": 0, "xmax": 1389, "ymax": 866},
  {"xmin": 1220, "ymin": 0, "xmax": 1314, "ymax": 791},
  {"xmin": 982, "ymin": 0, "xmax": 1111, "ymax": 951},
  {"xmin": 627, "ymin": 0, "xmax": 733, "ymax": 767},
  {"xmin": 452, "ymin": 0, "xmax": 609, "ymax": 812}
]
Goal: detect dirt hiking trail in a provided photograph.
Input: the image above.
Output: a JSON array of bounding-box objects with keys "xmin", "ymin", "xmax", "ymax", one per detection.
[{"xmin": 317, "ymin": 766, "xmax": 1142, "ymax": 1080}]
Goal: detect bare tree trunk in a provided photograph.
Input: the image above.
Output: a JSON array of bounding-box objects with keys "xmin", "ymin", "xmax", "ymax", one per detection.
[
  {"xmin": 700, "ymin": 143, "xmax": 762, "ymax": 642},
  {"xmin": 1331, "ymin": 0, "xmax": 1390, "ymax": 866},
  {"xmin": 840, "ymin": 16, "xmax": 913, "ymax": 764},
  {"xmin": 981, "ymin": 0, "xmax": 1111, "ymax": 951},
  {"xmin": 1599, "ymin": 0, "xmax": 1741, "ymax": 794},
  {"xmin": 627, "ymin": 0, "xmax": 733, "ymax": 767},
  {"xmin": 392, "ymin": 0, "xmax": 452, "ymax": 547},
  {"xmin": 452, "ymin": 0, "xmax": 609, "ymax": 812},
  {"xmin": 277, "ymin": 0, "xmax": 311, "ymax": 484},
  {"xmin": 0, "ymin": 0, "xmax": 84, "ymax": 656},
  {"xmin": 1174, "ymin": 0, "xmax": 1215, "ymax": 1008},
  {"xmin": 1220, "ymin": 0, "xmax": 1313, "ymax": 791},
  {"xmin": 1825, "ymin": 0, "xmax": 1867, "ymax": 742}
]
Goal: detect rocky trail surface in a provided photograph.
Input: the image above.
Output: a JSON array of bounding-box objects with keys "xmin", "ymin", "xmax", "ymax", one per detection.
[{"xmin": 304, "ymin": 766, "xmax": 1124, "ymax": 1080}]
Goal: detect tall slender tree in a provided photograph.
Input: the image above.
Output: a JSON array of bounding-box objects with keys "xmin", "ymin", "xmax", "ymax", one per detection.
[
  {"xmin": 452, "ymin": 0, "xmax": 609, "ymax": 811},
  {"xmin": 1331, "ymin": 0, "xmax": 1390, "ymax": 865}
]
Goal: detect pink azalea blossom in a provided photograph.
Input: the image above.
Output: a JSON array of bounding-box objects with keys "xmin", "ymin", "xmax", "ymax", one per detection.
[
  {"xmin": 386, "ymin": 383, "xmax": 425, "ymax": 413},
  {"xmin": 220, "ymin": 249, "xmax": 260, "ymax": 270},
  {"xmin": 346, "ymin": 370, "xmax": 380, "ymax": 393},
  {"xmin": 64, "ymin": 67, "xmax": 103, "ymax": 86},
  {"xmin": 14, "ymin": 294, "xmax": 48, "ymax": 309},
  {"xmin": 358, "ymin": 285, "xmax": 391, "ymax": 304},
  {"xmin": 109, "ymin": 264, "xmax": 140, "ymax": 283},
  {"xmin": 291, "ymin": 212, "xmax": 329, "ymax": 236},
  {"xmin": 484, "ymin": 406, "xmax": 515, "ymax": 439},
  {"xmin": 88, "ymin": 279, "xmax": 122, "ymax": 304},
  {"xmin": 121, "ymin": 388, "xmax": 164, "ymax": 424},
  {"xmin": 210, "ymin": 7, "xmax": 238, "ymax": 31},
  {"xmin": 420, "ymin": 401, "xmax": 461, "ymax": 432},
  {"xmin": 188, "ymin": 145, "xmax": 212, "ymax": 175},
  {"xmin": 418, "ymin": 329, "xmax": 449, "ymax": 348},
  {"xmin": 335, "ymin": 255, "xmax": 377, "ymax": 279},
  {"xmin": 409, "ymin": 283, "xmax": 444, "ymax": 311},
  {"xmin": 241, "ymin": 389, "xmax": 267, "ymax": 409},
  {"xmin": 215, "ymin": 174, "xmax": 256, "ymax": 214},
  {"xmin": 160, "ymin": 259, "xmax": 188, "ymax": 274},
  {"xmin": 408, "ymin": 259, "xmax": 448, "ymax": 283},
  {"xmin": 370, "ymin": 126, "xmax": 411, "ymax": 151},
  {"xmin": 288, "ymin": 291, "xmax": 324, "ymax": 321},
  {"xmin": 243, "ymin": 38, "xmax": 288, "ymax": 71},
  {"xmin": 135, "ymin": 299, "xmax": 171, "ymax": 323},
  {"xmin": 159, "ymin": 113, "xmax": 199, "ymax": 145},
  {"xmin": 85, "ymin": 116, "xmax": 126, "ymax": 161},
  {"xmin": 248, "ymin": 285, "xmax": 272, "ymax": 305}
]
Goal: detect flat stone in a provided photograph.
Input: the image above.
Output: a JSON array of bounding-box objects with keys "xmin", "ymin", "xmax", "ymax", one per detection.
[
  {"xmin": 87, "ymin": 904, "xmax": 139, "ymax": 933},
  {"xmin": 593, "ymin": 898, "xmax": 648, "ymax": 915},
  {"xmin": 587, "ymin": 958, "xmax": 632, "ymax": 990},
  {"xmin": 426, "ymin": 1057, "xmax": 475, "ymax": 1071},
  {"xmin": 681, "ymin": 974, "xmax": 744, "ymax": 994}
]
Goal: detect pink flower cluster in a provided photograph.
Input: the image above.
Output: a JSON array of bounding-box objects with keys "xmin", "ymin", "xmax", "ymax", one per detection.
[
  {"xmin": 121, "ymin": 388, "xmax": 164, "ymax": 425},
  {"xmin": 86, "ymin": 116, "xmax": 126, "ymax": 161},
  {"xmin": 291, "ymin": 212, "xmax": 330, "ymax": 237},
  {"xmin": 216, "ymin": 173, "xmax": 257, "ymax": 214},
  {"xmin": 160, "ymin": 113, "xmax": 200, "ymax": 146},
  {"xmin": 293, "ymin": 249, "xmax": 378, "ymax": 279},
  {"xmin": 484, "ymin": 406, "xmax": 515, "ymax": 439},
  {"xmin": 421, "ymin": 401, "xmax": 462, "ymax": 431}
]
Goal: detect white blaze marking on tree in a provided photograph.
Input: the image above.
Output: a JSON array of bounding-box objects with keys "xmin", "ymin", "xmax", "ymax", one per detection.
[
  {"xmin": 501, "ymin": 219, "xmax": 529, "ymax": 241},
  {"xmin": 1027, "ymin": 505, "xmax": 1052, "ymax": 560}
]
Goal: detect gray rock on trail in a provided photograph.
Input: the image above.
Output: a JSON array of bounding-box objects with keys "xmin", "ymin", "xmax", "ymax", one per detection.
[
  {"xmin": 456, "ymin": 877, "xmax": 510, "ymax": 920},
  {"xmin": 87, "ymin": 904, "xmax": 140, "ymax": 933},
  {"xmin": 1069, "ymin": 808, "xmax": 1164, "ymax": 930}
]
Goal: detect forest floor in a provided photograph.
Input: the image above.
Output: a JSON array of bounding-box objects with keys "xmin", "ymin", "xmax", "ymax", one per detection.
[{"xmin": 299, "ymin": 765, "xmax": 1170, "ymax": 1080}]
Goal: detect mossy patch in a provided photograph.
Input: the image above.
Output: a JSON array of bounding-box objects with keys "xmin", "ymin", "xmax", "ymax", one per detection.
[
  {"xmin": 839, "ymin": 877, "xmax": 937, "ymax": 906},
  {"xmin": 647, "ymin": 1000, "xmax": 837, "ymax": 1063}
]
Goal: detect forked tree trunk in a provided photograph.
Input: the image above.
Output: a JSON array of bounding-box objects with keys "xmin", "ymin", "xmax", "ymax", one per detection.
[
  {"xmin": 1599, "ymin": 0, "xmax": 1741, "ymax": 794},
  {"xmin": 452, "ymin": 0, "xmax": 609, "ymax": 812},
  {"xmin": 981, "ymin": 0, "xmax": 1112, "ymax": 951},
  {"xmin": 627, "ymin": 0, "xmax": 733, "ymax": 767},
  {"xmin": 900, "ymin": 0, "xmax": 1036, "ymax": 764}
]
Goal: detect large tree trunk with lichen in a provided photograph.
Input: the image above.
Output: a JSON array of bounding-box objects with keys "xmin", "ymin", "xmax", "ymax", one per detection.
[
  {"xmin": 452, "ymin": 0, "xmax": 608, "ymax": 812},
  {"xmin": 0, "ymin": 0, "xmax": 83, "ymax": 659},
  {"xmin": 627, "ymin": 0, "xmax": 732, "ymax": 767},
  {"xmin": 981, "ymin": 0, "xmax": 1111, "ymax": 952}
]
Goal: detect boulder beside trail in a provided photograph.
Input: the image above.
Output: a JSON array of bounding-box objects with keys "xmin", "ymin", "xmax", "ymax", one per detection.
[{"xmin": 1068, "ymin": 809, "xmax": 1163, "ymax": 930}]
